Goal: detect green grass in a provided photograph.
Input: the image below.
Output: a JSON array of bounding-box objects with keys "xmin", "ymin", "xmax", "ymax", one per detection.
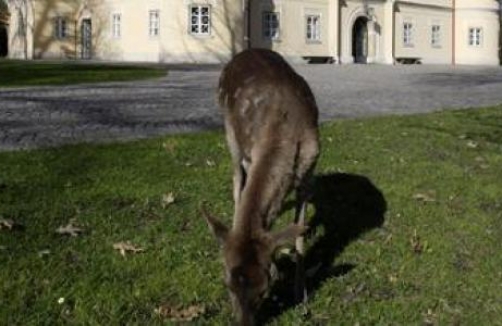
[
  {"xmin": 1, "ymin": 107, "xmax": 502, "ymax": 325},
  {"xmin": 0, "ymin": 60, "xmax": 166, "ymax": 87}
]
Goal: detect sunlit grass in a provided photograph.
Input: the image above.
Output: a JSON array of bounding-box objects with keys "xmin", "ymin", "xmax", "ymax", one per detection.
[
  {"xmin": 0, "ymin": 60, "xmax": 166, "ymax": 87},
  {"xmin": 1, "ymin": 106, "xmax": 501, "ymax": 324}
]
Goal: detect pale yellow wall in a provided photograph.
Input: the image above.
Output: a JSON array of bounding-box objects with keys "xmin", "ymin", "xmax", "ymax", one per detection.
[
  {"xmin": 454, "ymin": 0, "xmax": 500, "ymax": 65},
  {"xmin": 6, "ymin": 0, "xmax": 502, "ymax": 65},
  {"xmin": 394, "ymin": 3, "xmax": 453, "ymax": 64},
  {"xmin": 250, "ymin": 0, "xmax": 331, "ymax": 61},
  {"xmin": 100, "ymin": 0, "xmax": 244, "ymax": 63}
]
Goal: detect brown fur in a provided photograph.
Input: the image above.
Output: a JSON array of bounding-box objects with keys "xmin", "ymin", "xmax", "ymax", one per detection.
[{"xmin": 203, "ymin": 48, "xmax": 320, "ymax": 325}]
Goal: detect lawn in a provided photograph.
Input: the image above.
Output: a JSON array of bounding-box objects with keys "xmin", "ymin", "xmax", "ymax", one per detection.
[
  {"xmin": 0, "ymin": 60, "xmax": 166, "ymax": 87},
  {"xmin": 1, "ymin": 106, "xmax": 501, "ymax": 325}
]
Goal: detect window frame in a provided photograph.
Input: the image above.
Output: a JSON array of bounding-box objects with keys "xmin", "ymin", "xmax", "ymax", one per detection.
[
  {"xmin": 403, "ymin": 21, "xmax": 413, "ymax": 47},
  {"xmin": 112, "ymin": 13, "xmax": 121, "ymax": 39},
  {"xmin": 54, "ymin": 16, "xmax": 68, "ymax": 40},
  {"xmin": 262, "ymin": 11, "xmax": 280, "ymax": 40},
  {"xmin": 431, "ymin": 24, "xmax": 441, "ymax": 48},
  {"xmin": 306, "ymin": 14, "xmax": 321, "ymax": 43},
  {"xmin": 468, "ymin": 27, "xmax": 483, "ymax": 47},
  {"xmin": 149, "ymin": 10, "xmax": 160, "ymax": 37},
  {"xmin": 189, "ymin": 5, "xmax": 211, "ymax": 37}
]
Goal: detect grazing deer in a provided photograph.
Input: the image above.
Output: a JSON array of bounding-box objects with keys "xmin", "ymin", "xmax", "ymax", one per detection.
[{"xmin": 202, "ymin": 48, "xmax": 319, "ymax": 325}]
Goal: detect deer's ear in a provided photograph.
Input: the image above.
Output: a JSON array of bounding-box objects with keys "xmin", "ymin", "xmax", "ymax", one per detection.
[
  {"xmin": 200, "ymin": 202, "xmax": 229, "ymax": 243},
  {"xmin": 270, "ymin": 224, "xmax": 306, "ymax": 249}
]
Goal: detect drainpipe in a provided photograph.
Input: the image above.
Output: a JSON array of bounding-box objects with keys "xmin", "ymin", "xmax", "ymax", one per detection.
[
  {"xmin": 392, "ymin": 1, "xmax": 395, "ymax": 64},
  {"xmin": 337, "ymin": 0, "xmax": 342, "ymax": 64},
  {"xmin": 75, "ymin": 19, "xmax": 78, "ymax": 60},
  {"xmin": 246, "ymin": 0, "xmax": 251, "ymax": 49},
  {"xmin": 452, "ymin": 0, "xmax": 456, "ymax": 65}
]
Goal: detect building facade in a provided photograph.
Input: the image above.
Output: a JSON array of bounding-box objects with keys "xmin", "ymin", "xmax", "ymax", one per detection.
[{"xmin": 1, "ymin": 0, "xmax": 501, "ymax": 65}]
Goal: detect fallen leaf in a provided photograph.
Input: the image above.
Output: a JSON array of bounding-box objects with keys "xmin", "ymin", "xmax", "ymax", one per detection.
[
  {"xmin": 113, "ymin": 241, "xmax": 145, "ymax": 257},
  {"xmin": 410, "ymin": 229, "xmax": 423, "ymax": 254},
  {"xmin": 342, "ymin": 283, "xmax": 366, "ymax": 304},
  {"xmin": 0, "ymin": 219, "xmax": 14, "ymax": 230},
  {"xmin": 161, "ymin": 192, "xmax": 175, "ymax": 209},
  {"xmin": 155, "ymin": 303, "xmax": 206, "ymax": 322},
  {"xmin": 56, "ymin": 219, "xmax": 84, "ymax": 237},
  {"xmin": 423, "ymin": 308, "xmax": 437, "ymax": 326},
  {"xmin": 466, "ymin": 140, "xmax": 478, "ymax": 148},
  {"xmin": 413, "ymin": 192, "xmax": 436, "ymax": 203},
  {"xmin": 388, "ymin": 274, "xmax": 398, "ymax": 284},
  {"xmin": 162, "ymin": 140, "xmax": 177, "ymax": 152},
  {"xmin": 38, "ymin": 249, "xmax": 51, "ymax": 258},
  {"xmin": 0, "ymin": 218, "xmax": 23, "ymax": 231}
]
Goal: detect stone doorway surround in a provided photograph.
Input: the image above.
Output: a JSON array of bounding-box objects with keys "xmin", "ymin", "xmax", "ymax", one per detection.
[{"xmin": 340, "ymin": 1, "xmax": 389, "ymax": 64}]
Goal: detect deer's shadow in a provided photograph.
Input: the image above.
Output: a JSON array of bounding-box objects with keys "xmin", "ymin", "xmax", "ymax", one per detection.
[{"xmin": 257, "ymin": 173, "xmax": 387, "ymax": 324}]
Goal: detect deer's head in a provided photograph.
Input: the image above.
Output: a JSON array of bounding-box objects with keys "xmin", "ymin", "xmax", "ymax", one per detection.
[{"xmin": 202, "ymin": 205, "xmax": 304, "ymax": 325}]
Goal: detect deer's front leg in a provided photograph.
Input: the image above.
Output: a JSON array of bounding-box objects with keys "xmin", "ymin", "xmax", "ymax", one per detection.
[
  {"xmin": 294, "ymin": 192, "xmax": 308, "ymax": 305},
  {"xmin": 232, "ymin": 164, "xmax": 246, "ymax": 208},
  {"xmin": 225, "ymin": 120, "xmax": 246, "ymax": 211}
]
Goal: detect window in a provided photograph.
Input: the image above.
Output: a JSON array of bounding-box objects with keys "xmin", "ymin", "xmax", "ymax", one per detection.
[
  {"xmin": 431, "ymin": 24, "xmax": 441, "ymax": 48},
  {"xmin": 17, "ymin": 12, "xmax": 26, "ymax": 36},
  {"xmin": 190, "ymin": 5, "xmax": 211, "ymax": 36},
  {"xmin": 112, "ymin": 13, "xmax": 121, "ymax": 38},
  {"xmin": 403, "ymin": 22, "xmax": 413, "ymax": 47},
  {"xmin": 149, "ymin": 10, "xmax": 160, "ymax": 37},
  {"xmin": 263, "ymin": 12, "xmax": 279, "ymax": 40},
  {"xmin": 469, "ymin": 27, "xmax": 482, "ymax": 47},
  {"xmin": 54, "ymin": 16, "xmax": 67, "ymax": 39},
  {"xmin": 306, "ymin": 15, "xmax": 321, "ymax": 42}
]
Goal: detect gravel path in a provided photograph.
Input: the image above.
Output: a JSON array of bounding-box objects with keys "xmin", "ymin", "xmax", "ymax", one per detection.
[{"xmin": 1, "ymin": 64, "xmax": 502, "ymax": 151}]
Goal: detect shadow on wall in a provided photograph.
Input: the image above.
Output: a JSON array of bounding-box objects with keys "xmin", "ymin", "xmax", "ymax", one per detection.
[
  {"xmin": 31, "ymin": 0, "xmax": 108, "ymax": 60},
  {"xmin": 499, "ymin": 17, "xmax": 502, "ymax": 65},
  {"xmin": 250, "ymin": 0, "xmax": 273, "ymax": 51},
  {"xmin": 257, "ymin": 173, "xmax": 387, "ymax": 324},
  {"xmin": 159, "ymin": 0, "xmax": 275, "ymax": 64}
]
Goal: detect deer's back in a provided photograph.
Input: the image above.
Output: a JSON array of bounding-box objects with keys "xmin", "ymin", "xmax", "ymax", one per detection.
[{"xmin": 218, "ymin": 49, "xmax": 319, "ymax": 157}]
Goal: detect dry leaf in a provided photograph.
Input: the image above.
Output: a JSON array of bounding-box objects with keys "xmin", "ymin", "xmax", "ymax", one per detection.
[
  {"xmin": 0, "ymin": 218, "xmax": 23, "ymax": 231},
  {"xmin": 342, "ymin": 283, "xmax": 366, "ymax": 304},
  {"xmin": 155, "ymin": 303, "xmax": 205, "ymax": 322},
  {"xmin": 0, "ymin": 219, "xmax": 15, "ymax": 230},
  {"xmin": 413, "ymin": 192, "xmax": 436, "ymax": 203},
  {"xmin": 162, "ymin": 141, "xmax": 177, "ymax": 152},
  {"xmin": 56, "ymin": 219, "xmax": 84, "ymax": 237},
  {"xmin": 38, "ymin": 249, "xmax": 51, "ymax": 258},
  {"xmin": 113, "ymin": 241, "xmax": 144, "ymax": 257},
  {"xmin": 410, "ymin": 229, "xmax": 423, "ymax": 254},
  {"xmin": 161, "ymin": 192, "xmax": 175, "ymax": 209},
  {"xmin": 466, "ymin": 140, "xmax": 478, "ymax": 148}
]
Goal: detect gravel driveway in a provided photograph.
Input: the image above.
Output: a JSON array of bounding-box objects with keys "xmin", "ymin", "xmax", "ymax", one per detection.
[{"xmin": 1, "ymin": 64, "xmax": 502, "ymax": 151}]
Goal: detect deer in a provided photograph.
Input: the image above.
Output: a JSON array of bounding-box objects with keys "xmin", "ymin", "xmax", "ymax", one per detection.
[{"xmin": 201, "ymin": 48, "xmax": 319, "ymax": 325}]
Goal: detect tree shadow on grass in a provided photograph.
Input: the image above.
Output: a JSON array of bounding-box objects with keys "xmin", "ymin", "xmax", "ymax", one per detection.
[{"xmin": 257, "ymin": 173, "xmax": 387, "ymax": 324}]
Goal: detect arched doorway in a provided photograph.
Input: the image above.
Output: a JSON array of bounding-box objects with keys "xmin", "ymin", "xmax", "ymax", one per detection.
[
  {"xmin": 0, "ymin": 23, "xmax": 7, "ymax": 57},
  {"xmin": 0, "ymin": 3, "xmax": 8, "ymax": 57},
  {"xmin": 352, "ymin": 17, "xmax": 368, "ymax": 63}
]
